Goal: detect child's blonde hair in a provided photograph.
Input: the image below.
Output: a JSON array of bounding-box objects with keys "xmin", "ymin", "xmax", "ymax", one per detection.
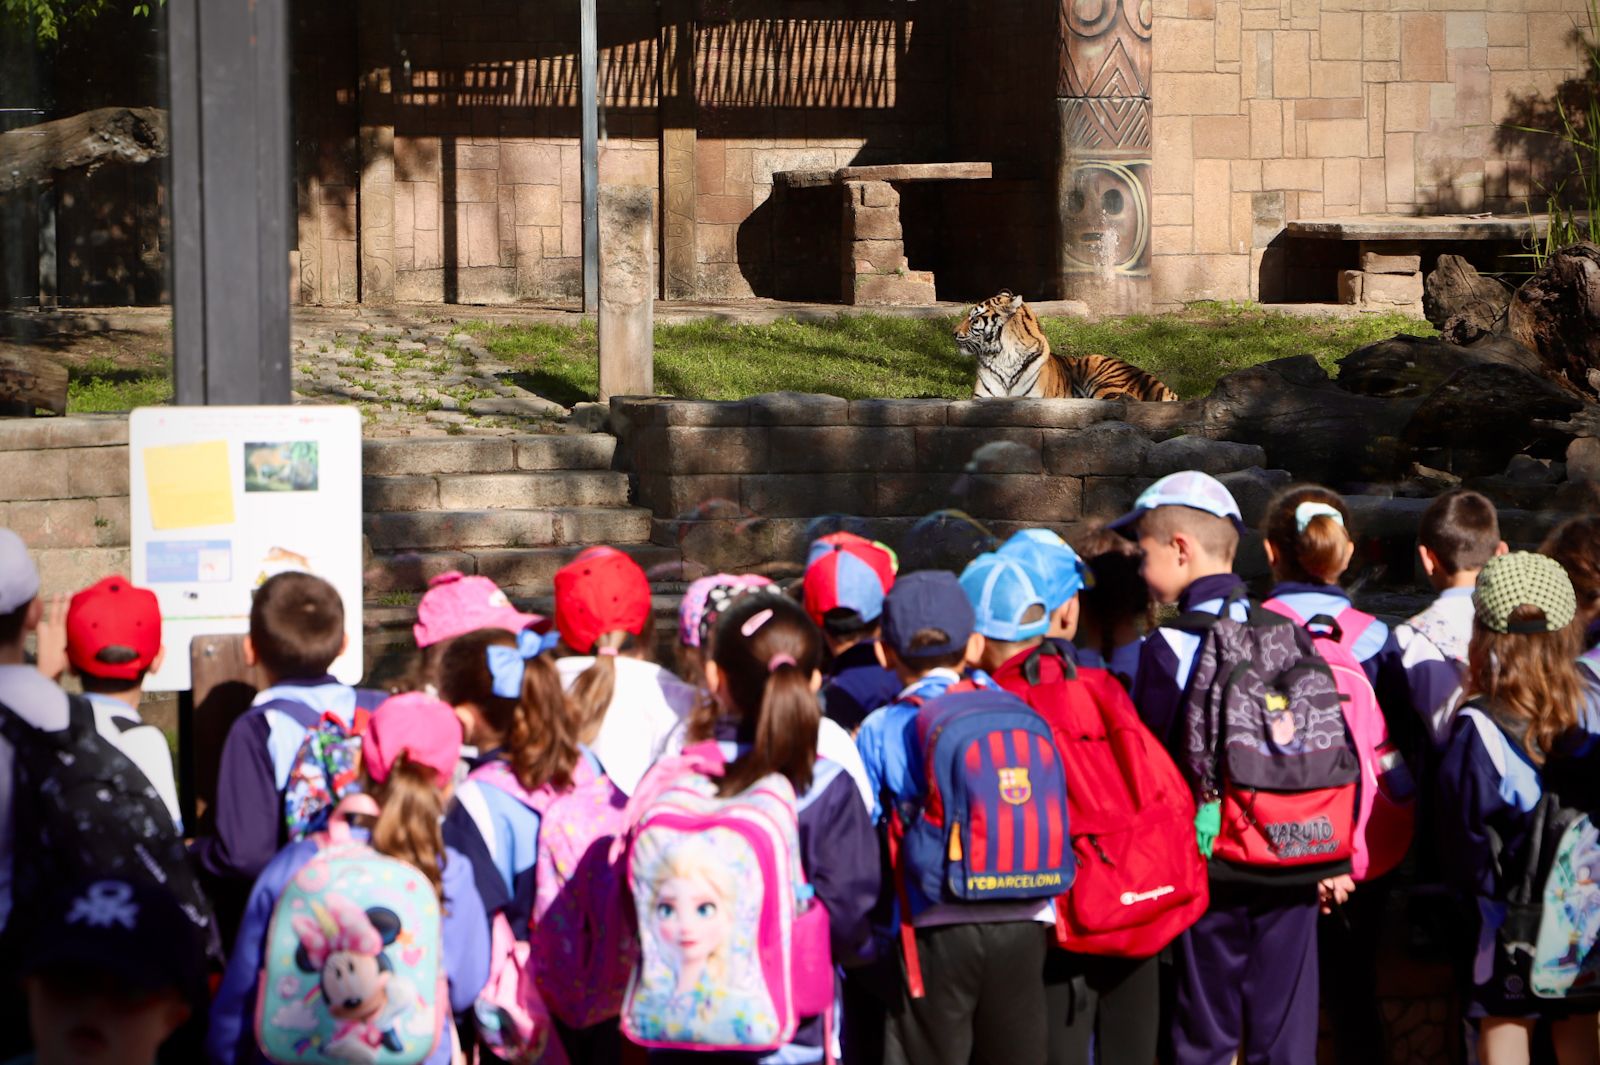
[
  {"xmin": 1463, "ymin": 610, "xmax": 1585, "ymax": 765},
  {"xmin": 368, "ymin": 753, "xmax": 447, "ymax": 901}
]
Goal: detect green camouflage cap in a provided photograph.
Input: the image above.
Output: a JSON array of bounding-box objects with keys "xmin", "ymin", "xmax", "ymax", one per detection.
[{"xmin": 1473, "ymin": 551, "xmax": 1577, "ymax": 635}]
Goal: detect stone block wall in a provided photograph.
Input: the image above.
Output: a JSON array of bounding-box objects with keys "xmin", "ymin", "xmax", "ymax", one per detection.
[
  {"xmin": 609, "ymin": 393, "xmax": 1273, "ymax": 574},
  {"xmin": 0, "ymin": 417, "xmax": 131, "ymax": 595},
  {"xmin": 1151, "ymin": 0, "xmax": 1593, "ymax": 306}
]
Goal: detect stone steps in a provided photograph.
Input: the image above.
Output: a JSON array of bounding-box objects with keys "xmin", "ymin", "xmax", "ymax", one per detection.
[
  {"xmin": 364, "ymin": 543, "xmax": 684, "ymax": 598},
  {"xmin": 365, "ymin": 506, "xmax": 653, "ymax": 551},
  {"xmin": 362, "ymin": 433, "xmax": 616, "ymax": 476}
]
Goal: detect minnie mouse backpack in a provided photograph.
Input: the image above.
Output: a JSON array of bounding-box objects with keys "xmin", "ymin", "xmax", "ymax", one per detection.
[{"xmin": 255, "ymin": 796, "xmax": 448, "ymax": 1065}]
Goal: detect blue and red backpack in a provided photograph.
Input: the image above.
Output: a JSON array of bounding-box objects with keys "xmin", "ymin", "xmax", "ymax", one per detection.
[{"xmin": 891, "ymin": 687, "xmax": 1073, "ymax": 994}]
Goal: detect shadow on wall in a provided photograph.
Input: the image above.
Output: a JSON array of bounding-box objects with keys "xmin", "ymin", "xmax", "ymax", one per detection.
[{"xmin": 291, "ymin": 0, "xmax": 1062, "ymax": 305}]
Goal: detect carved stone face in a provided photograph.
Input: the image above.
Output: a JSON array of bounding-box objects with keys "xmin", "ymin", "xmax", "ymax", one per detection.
[{"xmin": 1061, "ymin": 161, "xmax": 1150, "ymax": 275}]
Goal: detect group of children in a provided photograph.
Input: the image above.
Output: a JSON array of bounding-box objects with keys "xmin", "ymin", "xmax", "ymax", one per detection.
[{"xmin": 0, "ymin": 472, "xmax": 1598, "ymax": 1065}]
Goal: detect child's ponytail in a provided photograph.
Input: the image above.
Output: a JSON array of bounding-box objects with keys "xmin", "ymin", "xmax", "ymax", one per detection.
[
  {"xmin": 369, "ymin": 752, "xmax": 447, "ymax": 901},
  {"xmin": 1264, "ymin": 485, "xmax": 1354, "ymax": 585},
  {"xmin": 703, "ymin": 595, "xmax": 823, "ymax": 798},
  {"xmin": 568, "ymin": 636, "xmax": 621, "ymax": 745}
]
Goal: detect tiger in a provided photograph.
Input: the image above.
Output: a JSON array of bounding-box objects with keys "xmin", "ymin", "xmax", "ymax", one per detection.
[{"xmin": 954, "ymin": 290, "xmax": 1180, "ymax": 402}]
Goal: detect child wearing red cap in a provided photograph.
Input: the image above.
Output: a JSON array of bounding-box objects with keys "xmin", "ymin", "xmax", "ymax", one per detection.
[
  {"xmin": 551, "ymin": 547, "xmax": 696, "ymax": 796},
  {"xmin": 207, "ymin": 693, "xmax": 490, "ymax": 1065},
  {"xmin": 56, "ymin": 575, "xmax": 182, "ymax": 831}
]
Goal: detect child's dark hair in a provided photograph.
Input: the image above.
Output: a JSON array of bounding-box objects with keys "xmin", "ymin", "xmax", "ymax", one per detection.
[
  {"xmin": 567, "ymin": 613, "xmax": 656, "ymax": 745},
  {"xmin": 1074, "ymin": 527, "xmax": 1151, "ymax": 654},
  {"xmin": 690, "ymin": 595, "xmax": 822, "ymax": 797},
  {"xmin": 249, "ymin": 572, "xmax": 345, "ymax": 678},
  {"xmin": 437, "ymin": 628, "xmax": 578, "ymax": 792},
  {"xmin": 1420, "ymin": 490, "xmax": 1501, "ymax": 576},
  {"xmin": 0, "ymin": 601, "xmax": 31, "ymax": 646},
  {"xmin": 1263, "ymin": 485, "xmax": 1353, "ymax": 585},
  {"xmin": 894, "ymin": 628, "xmax": 967, "ymax": 672},
  {"xmin": 1542, "ymin": 516, "xmax": 1600, "ymax": 628}
]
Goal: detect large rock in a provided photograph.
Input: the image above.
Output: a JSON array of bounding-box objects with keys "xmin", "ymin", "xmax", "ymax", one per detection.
[
  {"xmin": 1402, "ymin": 362, "xmax": 1584, "ymax": 477},
  {"xmin": 1337, "ymin": 333, "xmax": 1544, "ymax": 399},
  {"xmin": 1506, "ymin": 241, "xmax": 1600, "ymax": 398},
  {"xmin": 1423, "ymin": 254, "xmax": 1512, "ymax": 343}
]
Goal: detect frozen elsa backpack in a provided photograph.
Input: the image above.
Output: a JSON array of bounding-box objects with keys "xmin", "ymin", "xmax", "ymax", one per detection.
[
  {"xmin": 620, "ymin": 742, "xmax": 832, "ymax": 1054},
  {"xmin": 255, "ymin": 795, "xmax": 448, "ymax": 1065}
]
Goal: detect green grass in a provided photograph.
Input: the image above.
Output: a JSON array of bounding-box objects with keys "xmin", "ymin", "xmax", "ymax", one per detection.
[
  {"xmin": 67, "ymin": 355, "xmax": 172, "ymax": 413},
  {"xmin": 463, "ymin": 304, "xmax": 1435, "ymax": 403}
]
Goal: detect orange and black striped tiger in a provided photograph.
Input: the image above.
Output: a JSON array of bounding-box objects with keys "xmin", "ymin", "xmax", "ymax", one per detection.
[{"xmin": 954, "ymin": 291, "xmax": 1179, "ymax": 402}]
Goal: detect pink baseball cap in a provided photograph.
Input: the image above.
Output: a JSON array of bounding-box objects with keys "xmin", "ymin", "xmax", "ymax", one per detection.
[
  {"xmin": 363, "ymin": 693, "xmax": 462, "ymax": 785},
  {"xmin": 413, "ymin": 571, "xmax": 545, "ymax": 648}
]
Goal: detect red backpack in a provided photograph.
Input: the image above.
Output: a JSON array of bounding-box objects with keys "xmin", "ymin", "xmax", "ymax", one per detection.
[{"xmin": 992, "ymin": 644, "xmax": 1208, "ymax": 957}]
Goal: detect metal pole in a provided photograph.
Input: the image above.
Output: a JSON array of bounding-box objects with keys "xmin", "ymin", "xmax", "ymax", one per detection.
[
  {"xmin": 580, "ymin": 0, "xmax": 599, "ymax": 313},
  {"xmin": 167, "ymin": 0, "xmax": 292, "ymax": 404}
]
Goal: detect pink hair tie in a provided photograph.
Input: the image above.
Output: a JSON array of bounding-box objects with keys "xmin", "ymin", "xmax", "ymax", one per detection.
[
  {"xmin": 596, "ymin": 646, "xmax": 620, "ymax": 657},
  {"xmin": 768, "ymin": 653, "xmax": 798, "ymax": 672}
]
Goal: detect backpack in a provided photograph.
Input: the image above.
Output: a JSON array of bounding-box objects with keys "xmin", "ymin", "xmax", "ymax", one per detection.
[
  {"xmin": 1462, "ymin": 704, "xmax": 1600, "ymax": 1003},
  {"xmin": 474, "ymin": 912, "xmax": 567, "ymax": 1065},
  {"xmin": 1178, "ymin": 602, "xmax": 1360, "ymax": 882},
  {"xmin": 1263, "ymin": 600, "xmax": 1416, "ymax": 881},
  {"xmin": 0, "ymin": 695, "xmax": 219, "ymax": 959},
  {"xmin": 470, "ymin": 751, "xmax": 634, "ymax": 1030},
  {"xmin": 991, "ymin": 643, "xmax": 1207, "ymax": 958},
  {"xmin": 283, "ymin": 707, "xmax": 372, "ymax": 842},
  {"xmin": 897, "ymin": 686, "xmax": 1075, "ymax": 907},
  {"xmin": 620, "ymin": 742, "xmax": 832, "ymax": 1053},
  {"xmin": 256, "ymin": 795, "xmax": 448, "ymax": 1064}
]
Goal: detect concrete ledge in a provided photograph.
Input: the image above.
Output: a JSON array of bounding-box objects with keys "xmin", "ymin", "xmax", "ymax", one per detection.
[{"xmin": 0, "ymin": 415, "xmax": 128, "ymax": 451}]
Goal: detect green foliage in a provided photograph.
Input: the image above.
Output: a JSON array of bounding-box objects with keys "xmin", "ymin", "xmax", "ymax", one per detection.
[
  {"xmin": 66, "ymin": 354, "xmax": 170, "ymax": 412},
  {"xmin": 1508, "ymin": 0, "xmax": 1600, "ymax": 267},
  {"xmin": 4, "ymin": 0, "xmax": 160, "ymax": 43},
  {"xmin": 460, "ymin": 305, "xmax": 1433, "ymax": 404}
]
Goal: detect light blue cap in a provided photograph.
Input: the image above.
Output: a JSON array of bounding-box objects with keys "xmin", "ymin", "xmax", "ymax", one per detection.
[
  {"xmin": 1107, "ymin": 470, "xmax": 1247, "ymax": 535},
  {"xmin": 997, "ymin": 530, "xmax": 1091, "ymax": 610},
  {"xmin": 959, "ymin": 553, "xmax": 1051, "ymax": 642}
]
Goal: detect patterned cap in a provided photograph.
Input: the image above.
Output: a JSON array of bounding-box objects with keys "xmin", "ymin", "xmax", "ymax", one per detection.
[
  {"xmin": 1106, "ymin": 470, "xmax": 1247, "ymax": 536},
  {"xmin": 1474, "ymin": 551, "xmax": 1577, "ymax": 634},
  {"xmin": 678, "ymin": 573, "xmax": 775, "ymax": 648}
]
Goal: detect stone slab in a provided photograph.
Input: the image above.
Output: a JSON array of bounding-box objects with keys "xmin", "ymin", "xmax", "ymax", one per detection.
[
  {"xmin": 775, "ymin": 162, "xmax": 994, "ymax": 189},
  {"xmin": 848, "ymin": 399, "xmax": 950, "ymax": 426},
  {"xmin": 1360, "ymin": 249, "xmax": 1423, "ymax": 275},
  {"xmin": 741, "ymin": 473, "xmax": 875, "ymax": 518},
  {"xmin": 1045, "ymin": 422, "xmax": 1152, "ymax": 477},
  {"xmin": 746, "ymin": 392, "xmax": 849, "ymax": 426},
  {"xmin": 1144, "ymin": 435, "xmax": 1268, "ymax": 476},
  {"xmin": 1361, "ymin": 271, "xmax": 1425, "ymax": 306},
  {"xmin": 1286, "ymin": 214, "xmax": 1554, "ymax": 241},
  {"xmin": 914, "ymin": 427, "xmax": 1045, "ymax": 473},
  {"xmin": 0, "ymin": 415, "xmax": 128, "ymax": 451},
  {"xmin": 765, "ymin": 426, "xmax": 917, "ymax": 473},
  {"xmin": 947, "ymin": 398, "xmax": 1122, "ymax": 429}
]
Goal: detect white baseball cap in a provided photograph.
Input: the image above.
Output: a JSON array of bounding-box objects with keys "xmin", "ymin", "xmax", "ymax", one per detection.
[{"xmin": 0, "ymin": 529, "xmax": 40, "ymax": 614}]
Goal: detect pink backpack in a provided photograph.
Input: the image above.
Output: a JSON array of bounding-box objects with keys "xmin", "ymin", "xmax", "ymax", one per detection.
[
  {"xmin": 473, "ymin": 912, "xmax": 567, "ymax": 1064},
  {"xmin": 618, "ymin": 742, "xmax": 833, "ymax": 1054},
  {"xmin": 1263, "ymin": 600, "xmax": 1416, "ymax": 880},
  {"xmin": 470, "ymin": 751, "xmax": 635, "ymax": 1030}
]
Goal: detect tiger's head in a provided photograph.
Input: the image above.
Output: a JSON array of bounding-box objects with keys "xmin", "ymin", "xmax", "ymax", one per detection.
[{"xmin": 955, "ymin": 291, "xmax": 1049, "ymax": 398}]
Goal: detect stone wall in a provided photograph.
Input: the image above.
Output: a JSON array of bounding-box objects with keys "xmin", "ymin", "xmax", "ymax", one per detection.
[
  {"xmin": 0, "ymin": 417, "xmax": 131, "ymax": 595},
  {"xmin": 608, "ymin": 392, "xmax": 1276, "ymax": 574},
  {"xmin": 1150, "ymin": 0, "xmax": 1593, "ymax": 305}
]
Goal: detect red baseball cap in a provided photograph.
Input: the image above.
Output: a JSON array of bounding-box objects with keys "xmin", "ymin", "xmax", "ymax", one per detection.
[
  {"xmin": 67, "ymin": 576, "xmax": 162, "ymax": 681},
  {"xmin": 553, "ymin": 546, "xmax": 651, "ymax": 654}
]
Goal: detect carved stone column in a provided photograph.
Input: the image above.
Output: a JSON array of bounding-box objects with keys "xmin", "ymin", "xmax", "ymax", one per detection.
[{"xmin": 1056, "ymin": 0, "xmax": 1152, "ymax": 315}]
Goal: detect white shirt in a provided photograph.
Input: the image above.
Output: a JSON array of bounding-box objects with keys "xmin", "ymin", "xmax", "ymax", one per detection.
[
  {"xmin": 556, "ymin": 656, "xmax": 699, "ymax": 796},
  {"xmin": 0, "ymin": 664, "xmax": 70, "ymax": 930},
  {"xmin": 83, "ymin": 692, "xmax": 183, "ymax": 832}
]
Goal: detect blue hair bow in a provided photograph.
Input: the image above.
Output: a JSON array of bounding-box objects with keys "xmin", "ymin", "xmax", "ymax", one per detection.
[{"xmin": 486, "ymin": 629, "xmax": 560, "ymax": 698}]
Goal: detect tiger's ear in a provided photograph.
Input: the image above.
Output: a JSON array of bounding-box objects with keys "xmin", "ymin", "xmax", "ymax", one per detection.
[{"xmin": 1006, "ymin": 292, "xmax": 1024, "ymax": 312}]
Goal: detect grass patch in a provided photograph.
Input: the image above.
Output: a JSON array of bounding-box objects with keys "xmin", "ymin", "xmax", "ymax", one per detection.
[
  {"xmin": 67, "ymin": 355, "xmax": 172, "ymax": 413},
  {"xmin": 462, "ymin": 304, "xmax": 1434, "ymax": 403}
]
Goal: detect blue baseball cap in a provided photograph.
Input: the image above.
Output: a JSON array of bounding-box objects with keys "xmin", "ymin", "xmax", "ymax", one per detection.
[
  {"xmin": 881, "ymin": 571, "xmax": 977, "ymax": 660},
  {"xmin": 997, "ymin": 530, "xmax": 1092, "ymax": 610},
  {"xmin": 1107, "ymin": 471, "xmax": 1248, "ymax": 536},
  {"xmin": 959, "ymin": 553, "xmax": 1051, "ymax": 642}
]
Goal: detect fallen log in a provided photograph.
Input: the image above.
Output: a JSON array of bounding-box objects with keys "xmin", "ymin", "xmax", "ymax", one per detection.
[
  {"xmin": 0, "ymin": 346, "xmax": 69, "ymax": 416},
  {"xmin": 1337, "ymin": 333, "xmax": 1545, "ymax": 399},
  {"xmin": 0, "ymin": 106, "xmax": 168, "ymax": 195},
  {"xmin": 1505, "ymin": 241, "xmax": 1600, "ymax": 399}
]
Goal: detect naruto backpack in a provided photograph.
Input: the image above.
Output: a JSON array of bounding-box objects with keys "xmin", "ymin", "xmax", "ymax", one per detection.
[
  {"xmin": 991, "ymin": 643, "xmax": 1207, "ymax": 958},
  {"xmin": 620, "ymin": 743, "xmax": 832, "ymax": 1053},
  {"xmin": 256, "ymin": 796, "xmax": 447, "ymax": 1065},
  {"xmin": 283, "ymin": 707, "xmax": 372, "ymax": 842},
  {"xmin": 1179, "ymin": 603, "xmax": 1359, "ymax": 882},
  {"xmin": 1263, "ymin": 600, "xmax": 1416, "ymax": 881}
]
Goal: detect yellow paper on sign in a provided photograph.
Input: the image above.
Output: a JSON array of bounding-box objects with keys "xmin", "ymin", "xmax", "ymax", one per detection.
[{"xmin": 144, "ymin": 441, "xmax": 235, "ymax": 530}]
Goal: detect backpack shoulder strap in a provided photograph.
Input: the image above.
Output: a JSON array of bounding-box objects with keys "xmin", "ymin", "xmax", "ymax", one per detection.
[{"xmin": 1020, "ymin": 640, "xmax": 1076, "ymax": 687}]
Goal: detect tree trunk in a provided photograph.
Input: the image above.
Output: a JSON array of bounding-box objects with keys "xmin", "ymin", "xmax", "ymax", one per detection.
[
  {"xmin": 1337, "ymin": 333, "xmax": 1545, "ymax": 399},
  {"xmin": 0, "ymin": 107, "xmax": 168, "ymax": 195},
  {"xmin": 1422, "ymin": 254, "xmax": 1512, "ymax": 343},
  {"xmin": 1505, "ymin": 242, "xmax": 1600, "ymax": 399}
]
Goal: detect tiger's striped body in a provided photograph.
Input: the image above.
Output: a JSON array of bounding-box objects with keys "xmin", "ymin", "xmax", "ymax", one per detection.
[{"xmin": 954, "ymin": 291, "xmax": 1179, "ymax": 402}]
